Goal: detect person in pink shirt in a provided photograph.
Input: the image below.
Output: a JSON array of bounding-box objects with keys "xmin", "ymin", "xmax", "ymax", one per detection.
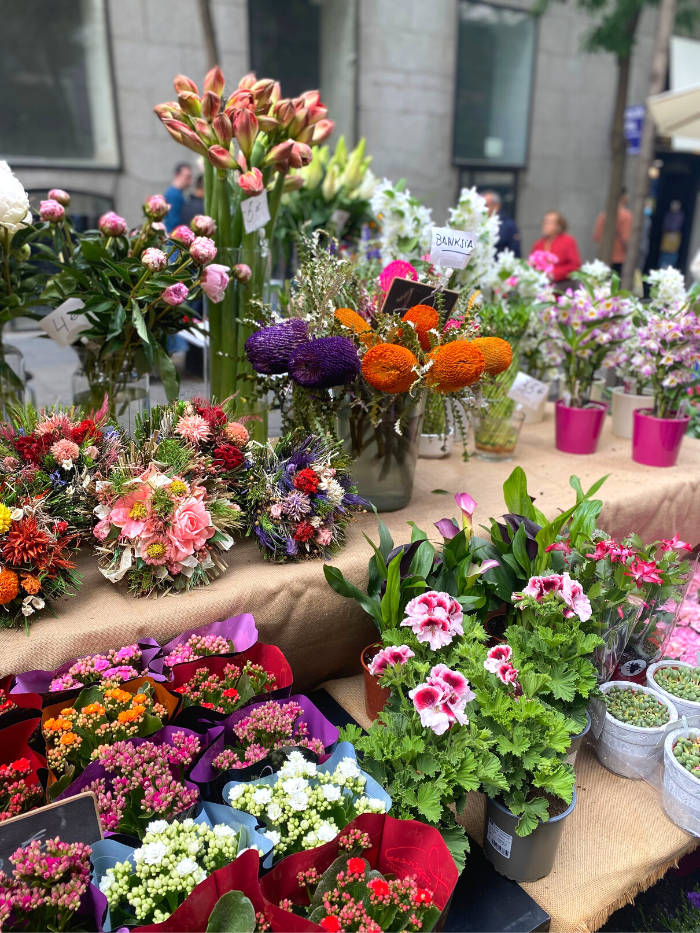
[{"xmin": 531, "ymin": 211, "xmax": 582, "ymax": 284}]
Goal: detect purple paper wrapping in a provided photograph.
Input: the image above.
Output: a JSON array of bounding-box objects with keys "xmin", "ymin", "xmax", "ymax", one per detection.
[
  {"xmin": 11, "ymin": 638, "xmax": 163, "ymax": 698},
  {"xmin": 150, "ymin": 614, "xmax": 259, "ymax": 679},
  {"xmin": 189, "ymin": 695, "xmax": 339, "ymax": 802},
  {"xmin": 87, "ymin": 879, "xmax": 109, "ymax": 933}
]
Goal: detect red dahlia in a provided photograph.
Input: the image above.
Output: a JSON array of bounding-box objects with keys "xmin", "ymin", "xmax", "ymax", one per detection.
[
  {"xmin": 72, "ymin": 419, "xmax": 101, "ymax": 444},
  {"xmin": 212, "ymin": 443, "xmax": 244, "ymax": 472},
  {"xmin": 293, "ymin": 521, "xmax": 315, "ymax": 542},
  {"xmin": 293, "ymin": 468, "xmax": 320, "ymax": 495}
]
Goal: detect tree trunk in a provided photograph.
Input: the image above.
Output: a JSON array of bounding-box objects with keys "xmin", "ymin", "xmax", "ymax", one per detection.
[
  {"xmin": 622, "ymin": 0, "xmax": 678, "ymax": 289},
  {"xmin": 599, "ymin": 50, "xmax": 635, "ymax": 264},
  {"xmin": 198, "ymin": 0, "xmax": 220, "ymax": 70}
]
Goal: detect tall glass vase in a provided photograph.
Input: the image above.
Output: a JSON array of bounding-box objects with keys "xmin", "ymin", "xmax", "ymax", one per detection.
[
  {"xmin": 472, "ymin": 346, "xmax": 521, "ymax": 456},
  {"xmin": 337, "ymin": 394, "xmax": 424, "ymax": 512},
  {"xmin": 72, "ymin": 352, "xmax": 149, "ymax": 436},
  {"xmin": 211, "ymin": 244, "xmax": 270, "ymax": 443},
  {"xmin": 0, "ymin": 343, "xmax": 25, "ymax": 414}
]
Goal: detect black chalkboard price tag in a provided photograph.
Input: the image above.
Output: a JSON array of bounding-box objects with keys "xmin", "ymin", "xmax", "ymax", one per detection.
[
  {"xmin": 0, "ymin": 792, "xmax": 102, "ymax": 871},
  {"xmin": 380, "ymin": 277, "xmax": 460, "ymax": 318}
]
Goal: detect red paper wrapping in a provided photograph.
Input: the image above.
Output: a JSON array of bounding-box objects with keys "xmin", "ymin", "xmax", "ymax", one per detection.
[
  {"xmin": 260, "ymin": 813, "xmax": 459, "ymax": 931},
  {"xmin": 0, "ymin": 716, "xmax": 47, "ymax": 790},
  {"xmin": 169, "ymin": 643, "xmax": 293, "ymax": 703},
  {"xmin": 0, "ymin": 674, "xmax": 41, "ymax": 718}
]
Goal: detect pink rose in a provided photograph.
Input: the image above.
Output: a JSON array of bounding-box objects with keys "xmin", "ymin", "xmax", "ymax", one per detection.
[
  {"xmin": 200, "ymin": 263, "xmax": 230, "ymax": 303},
  {"xmin": 168, "ymin": 497, "xmax": 215, "ymax": 562}
]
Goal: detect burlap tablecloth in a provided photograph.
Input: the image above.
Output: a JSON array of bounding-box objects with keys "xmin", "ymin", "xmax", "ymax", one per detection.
[
  {"xmin": 2, "ymin": 407, "xmax": 700, "ymax": 688},
  {"xmin": 322, "ymin": 674, "xmax": 699, "ymax": 933}
]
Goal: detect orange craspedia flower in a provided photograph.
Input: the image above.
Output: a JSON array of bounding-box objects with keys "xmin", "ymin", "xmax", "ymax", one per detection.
[
  {"xmin": 0, "ymin": 568, "xmax": 19, "ymax": 605},
  {"xmin": 20, "ymin": 572, "xmax": 41, "ymax": 595},
  {"xmin": 471, "ymin": 337, "xmax": 513, "ymax": 375},
  {"xmin": 335, "ymin": 307, "xmax": 371, "ymax": 335},
  {"xmin": 427, "ymin": 342, "xmax": 486, "ymax": 393},
  {"xmin": 362, "ymin": 344, "xmax": 418, "ymax": 394},
  {"xmin": 402, "ymin": 305, "xmax": 440, "ymax": 351},
  {"xmin": 118, "ymin": 707, "xmax": 144, "ymax": 723}
]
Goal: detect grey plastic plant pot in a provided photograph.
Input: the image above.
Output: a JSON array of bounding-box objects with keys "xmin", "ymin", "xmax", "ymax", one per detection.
[
  {"xmin": 564, "ymin": 711, "xmax": 591, "ymax": 766},
  {"xmin": 482, "ymin": 790, "xmax": 577, "ymax": 883}
]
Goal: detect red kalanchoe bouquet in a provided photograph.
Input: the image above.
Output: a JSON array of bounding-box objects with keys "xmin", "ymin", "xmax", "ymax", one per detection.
[
  {"xmin": 0, "ymin": 688, "xmax": 17, "ymax": 714},
  {"xmin": 174, "ymin": 660, "xmax": 276, "ymax": 714},
  {"xmin": 0, "ymin": 757, "xmax": 43, "ymax": 822}
]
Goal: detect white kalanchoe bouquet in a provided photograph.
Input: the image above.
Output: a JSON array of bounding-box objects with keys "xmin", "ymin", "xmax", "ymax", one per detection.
[
  {"xmin": 227, "ymin": 749, "xmax": 387, "ymax": 859},
  {"xmin": 99, "ymin": 818, "xmax": 261, "ymax": 926}
]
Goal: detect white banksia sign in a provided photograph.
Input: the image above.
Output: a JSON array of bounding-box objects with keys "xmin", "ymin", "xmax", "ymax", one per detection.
[{"xmin": 429, "ymin": 227, "xmax": 476, "ymax": 269}]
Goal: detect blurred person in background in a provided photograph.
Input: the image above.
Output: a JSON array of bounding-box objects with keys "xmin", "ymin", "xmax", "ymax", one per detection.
[
  {"xmin": 531, "ymin": 210, "xmax": 581, "ymax": 287},
  {"xmin": 483, "ymin": 190, "xmax": 521, "ymax": 257},
  {"xmin": 593, "ymin": 187, "xmax": 632, "ymax": 274},
  {"xmin": 163, "ymin": 163, "xmax": 193, "ymax": 231},
  {"xmin": 182, "ymin": 174, "xmax": 205, "ymax": 228}
]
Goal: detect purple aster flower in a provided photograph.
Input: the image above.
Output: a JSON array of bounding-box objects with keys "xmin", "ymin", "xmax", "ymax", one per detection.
[
  {"xmin": 245, "ymin": 319, "xmax": 308, "ymax": 375},
  {"xmin": 282, "ymin": 490, "xmax": 312, "ymax": 520},
  {"xmin": 285, "ymin": 537, "xmax": 298, "ymax": 557},
  {"xmin": 288, "ymin": 336, "xmax": 360, "ymax": 389},
  {"xmin": 688, "ymin": 892, "xmax": 700, "ymax": 910}
]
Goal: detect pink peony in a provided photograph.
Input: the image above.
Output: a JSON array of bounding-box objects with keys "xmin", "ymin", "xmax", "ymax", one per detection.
[
  {"xmin": 48, "ymin": 188, "xmax": 70, "ymax": 206},
  {"xmin": 484, "ymin": 643, "xmax": 512, "ymax": 673},
  {"xmin": 368, "ymin": 644, "xmax": 415, "ymax": 678},
  {"xmin": 224, "ymin": 422, "xmax": 249, "ymax": 446},
  {"xmin": 168, "ymin": 497, "xmax": 215, "ymax": 563},
  {"xmin": 142, "ymin": 247, "xmax": 167, "ymax": 272},
  {"xmin": 200, "ymin": 263, "xmax": 230, "ymax": 303},
  {"xmin": 93, "ymin": 517, "xmax": 112, "ymax": 541},
  {"xmin": 401, "ymin": 591, "xmax": 463, "ymax": 651},
  {"xmin": 314, "ymin": 527, "xmax": 333, "ymax": 546},
  {"xmin": 171, "ymin": 225, "xmax": 195, "ymax": 247},
  {"xmin": 175, "ymin": 414, "xmax": 211, "ymax": 444},
  {"xmin": 190, "ymin": 236, "xmax": 217, "ymax": 265},
  {"xmin": 190, "ymin": 214, "xmax": 216, "ymax": 237},
  {"xmin": 162, "ymin": 282, "xmax": 189, "ymax": 306},
  {"xmin": 98, "ymin": 211, "xmax": 127, "ymax": 236},
  {"xmin": 50, "ymin": 438, "xmax": 80, "ymax": 465},
  {"xmin": 233, "ymin": 263, "xmax": 252, "ymax": 283},
  {"xmin": 143, "ymin": 194, "xmax": 170, "ymax": 220},
  {"xmin": 40, "ymin": 199, "xmax": 65, "ymax": 223}
]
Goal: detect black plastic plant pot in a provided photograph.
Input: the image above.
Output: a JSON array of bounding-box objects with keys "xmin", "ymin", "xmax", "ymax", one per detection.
[
  {"xmin": 564, "ymin": 711, "xmax": 591, "ymax": 766},
  {"xmin": 483, "ymin": 789, "xmax": 577, "ymax": 882}
]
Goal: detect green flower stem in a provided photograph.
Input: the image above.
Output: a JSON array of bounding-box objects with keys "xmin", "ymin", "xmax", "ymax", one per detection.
[
  {"xmin": 265, "ymin": 170, "xmax": 286, "ymax": 244},
  {"xmin": 2, "ymin": 228, "xmax": 11, "ymax": 296},
  {"xmin": 204, "ymin": 158, "xmax": 215, "ymax": 217},
  {"xmin": 210, "ymin": 171, "xmax": 234, "ymax": 401}
]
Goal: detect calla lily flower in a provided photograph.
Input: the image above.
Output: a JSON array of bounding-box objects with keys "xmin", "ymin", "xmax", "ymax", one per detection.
[
  {"xmin": 434, "ymin": 518, "xmax": 459, "ymax": 540},
  {"xmin": 454, "ymin": 492, "xmax": 477, "ymax": 537}
]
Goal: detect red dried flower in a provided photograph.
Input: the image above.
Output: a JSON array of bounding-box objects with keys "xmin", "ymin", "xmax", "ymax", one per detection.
[
  {"xmin": 212, "ymin": 443, "xmax": 244, "ymax": 472},
  {"xmin": 72, "ymin": 419, "xmax": 101, "ymax": 444},
  {"xmin": 347, "ymin": 857, "xmax": 365, "ymax": 874},
  {"xmin": 54, "ymin": 521, "xmax": 68, "ymax": 536},
  {"xmin": 14, "ymin": 434, "xmax": 52, "ymax": 465},
  {"xmin": 293, "ymin": 521, "xmax": 315, "ymax": 542},
  {"xmin": 3, "ymin": 518, "xmax": 51, "ymax": 567},
  {"xmin": 293, "ymin": 468, "xmax": 319, "ymax": 495}
]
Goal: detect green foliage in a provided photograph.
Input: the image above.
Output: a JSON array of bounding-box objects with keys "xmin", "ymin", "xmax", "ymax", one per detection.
[{"xmin": 206, "ymin": 891, "xmax": 256, "ymax": 933}]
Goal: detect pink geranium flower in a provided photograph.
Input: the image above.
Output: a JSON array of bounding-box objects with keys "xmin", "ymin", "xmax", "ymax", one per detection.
[
  {"xmin": 561, "ymin": 572, "xmax": 592, "ymax": 622},
  {"xmin": 401, "ymin": 591, "xmax": 463, "ymax": 650},
  {"xmin": 167, "ymin": 496, "xmax": 215, "ymax": 563},
  {"xmin": 409, "ymin": 663, "xmax": 474, "ymax": 735},
  {"xmin": 513, "ymin": 574, "xmax": 564, "ymax": 601},
  {"xmin": 497, "ymin": 662, "xmax": 519, "ymax": 685},
  {"xmin": 484, "ymin": 644, "xmax": 512, "ymax": 673},
  {"xmin": 368, "ymin": 644, "xmax": 415, "ymax": 678}
]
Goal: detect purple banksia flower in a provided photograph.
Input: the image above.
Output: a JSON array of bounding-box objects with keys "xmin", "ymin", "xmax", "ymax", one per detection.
[
  {"xmin": 245, "ymin": 319, "xmax": 309, "ymax": 375},
  {"xmin": 288, "ymin": 336, "xmax": 360, "ymax": 389}
]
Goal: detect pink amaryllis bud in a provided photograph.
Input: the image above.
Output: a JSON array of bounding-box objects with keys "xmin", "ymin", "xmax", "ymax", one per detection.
[
  {"xmin": 178, "ymin": 90, "xmax": 201, "ymax": 118},
  {"xmin": 191, "ymin": 215, "xmax": 216, "ymax": 237},
  {"xmin": 201, "ymin": 91, "xmax": 221, "ymax": 121},
  {"xmin": 289, "ymin": 143, "xmax": 312, "ymax": 169},
  {"xmin": 161, "ymin": 282, "xmax": 189, "ymax": 306},
  {"xmin": 204, "ymin": 65, "xmax": 225, "ymax": 97},
  {"xmin": 40, "ymin": 199, "xmax": 65, "ymax": 223},
  {"xmin": 270, "ymin": 81, "xmax": 281, "ymax": 106},
  {"xmin": 190, "ymin": 236, "xmax": 217, "ymax": 265},
  {"xmin": 233, "ymin": 263, "xmax": 252, "ymax": 283},
  {"xmin": 257, "ymin": 115, "xmax": 280, "ymax": 133},
  {"xmin": 174, "ymin": 74, "xmax": 198, "ymax": 95},
  {"xmin": 294, "ymin": 124, "xmax": 314, "ymax": 145},
  {"xmin": 212, "ymin": 113, "xmax": 233, "ymax": 146},
  {"xmin": 252, "ymin": 78, "xmax": 275, "ymax": 106},
  {"xmin": 48, "ymin": 188, "xmax": 70, "ymax": 206},
  {"xmin": 154, "ymin": 101, "xmax": 181, "ymax": 122},
  {"xmin": 273, "ymin": 99, "xmax": 295, "ymax": 128},
  {"xmin": 163, "ymin": 120, "xmax": 209, "ymax": 156},
  {"xmin": 171, "ymin": 225, "xmax": 195, "ymax": 247},
  {"xmin": 264, "ymin": 139, "xmax": 294, "ymax": 169},
  {"xmin": 143, "ymin": 194, "xmax": 170, "ymax": 220},
  {"xmin": 233, "ymin": 110, "xmax": 258, "ymax": 160},
  {"xmin": 225, "ymin": 89, "xmax": 255, "ymax": 114},
  {"xmin": 312, "ymin": 119, "xmax": 335, "ymax": 144},
  {"xmin": 238, "ymin": 168, "xmax": 264, "ymax": 195},
  {"xmin": 200, "ymin": 263, "xmax": 230, "ymax": 303},
  {"xmin": 192, "ymin": 117, "xmax": 217, "ymax": 143},
  {"xmin": 238, "ymin": 73, "xmax": 256, "ymax": 90},
  {"xmin": 283, "ymin": 174, "xmax": 304, "ymax": 192},
  {"xmin": 98, "ymin": 211, "xmax": 127, "ymax": 236},
  {"xmin": 207, "ymin": 144, "xmax": 237, "ymax": 171},
  {"xmin": 141, "ymin": 247, "xmax": 167, "ymax": 272},
  {"xmin": 288, "ymin": 107, "xmax": 309, "ymax": 138}
]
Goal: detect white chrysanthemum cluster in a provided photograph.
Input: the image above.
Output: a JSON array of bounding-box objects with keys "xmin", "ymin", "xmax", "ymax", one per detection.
[
  {"xmin": 98, "ymin": 818, "xmax": 255, "ymax": 924},
  {"xmin": 227, "ymin": 750, "xmax": 386, "ymax": 858},
  {"xmin": 647, "ymin": 267, "xmax": 687, "ymax": 311},
  {"xmin": 447, "ymin": 187, "xmax": 499, "ymax": 290},
  {"xmin": 370, "ymin": 178, "xmax": 433, "ymax": 264}
]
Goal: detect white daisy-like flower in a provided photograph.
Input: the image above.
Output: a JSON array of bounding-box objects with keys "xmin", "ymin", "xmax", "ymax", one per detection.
[
  {"xmin": 228, "ymin": 785, "xmax": 245, "ymax": 803},
  {"xmin": 321, "ymin": 784, "xmax": 342, "ymax": 802},
  {"xmin": 319, "ymin": 477, "xmax": 345, "ymax": 505},
  {"xmin": 175, "ymin": 857, "xmax": 199, "ymax": 877},
  {"xmin": 316, "ymin": 821, "xmax": 338, "ymax": 843},
  {"xmin": 213, "ymin": 824, "xmax": 235, "ymax": 837},
  {"xmin": 253, "ymin": 786, "xmax": 273, "ymax": 806},
  {"xmin": 264, "ymin": 829, "xmax": 281, "ymax": 847},
  {"xmin": 146, "ymin": 820, "xmax": 168, "ymax": 834}
]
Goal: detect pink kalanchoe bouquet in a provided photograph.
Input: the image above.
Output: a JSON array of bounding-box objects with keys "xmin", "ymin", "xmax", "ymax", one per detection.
[
  {"xmin": 163, "ymin": 633, "xmax": 235, "ymax": 669},
  {"xmin": 173, "ymin": 659, "xmax": 276, "ymax": 714},
  {"xmin": 49, "ymin": 643, "xmax": 143, "ymax": 692}
]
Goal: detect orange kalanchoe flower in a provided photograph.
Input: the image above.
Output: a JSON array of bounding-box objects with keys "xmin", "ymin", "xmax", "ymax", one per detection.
[
  {"xmin": 471, "ymin": 337, "xmax": 513, "ymax": 375},
  {"xmin": 82, "ymin": 703, "xmax": 106, "ymax": 716},
  {"xmin": 117, "ymin": 706, "xmax": 145, "ymax": 723},
  {"xmin": 59, "ymin": 732, "xmax": 78, "ymax": 746},
  {"xmin": 427, "ymin": 342, "xmax": 486, "ymax": 393},
  {"xmin": 104, "ymin": 688, "xmax": 132, "ymax": 703},
  {"xmin": 131, "ymin": 694, "xmax": 147, "ymax": 705},
  {"xmin": 402, "ymin": 305, "xmax": 440, "ymax": 351},
  {"xmin": 20, "ymin": 572, "xmax": 41, "ymax": 595},
  {"xmin": 0, "ymin": 568, "xmax": 19, "ymax": 605},
  {"xmin": 362, "ymin": 344, "xmax": 418, "ymax": 394}
]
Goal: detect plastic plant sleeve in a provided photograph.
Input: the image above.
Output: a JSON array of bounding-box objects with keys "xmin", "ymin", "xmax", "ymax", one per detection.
[
  {"xmin": 188, "ymin": 694, "xmax": 339, "ymax": 802},
  {"xmin": 223, "ymin": 742, "xmax": 392, "ymax": 869},
  {"xmin": 0, "ymin": 714, "xmax": 47, "ymax": 791},
  {"xmin": 259, "ymin": 812, "xmax": 459, "ymax": 931},
  {"xmin": 150, "ymin": 613, "xmax": 259, "ymax": 679}
]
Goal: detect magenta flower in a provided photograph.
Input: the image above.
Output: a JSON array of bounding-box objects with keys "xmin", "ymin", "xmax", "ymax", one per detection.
[
  {"xmin": 379, "ymin": 260, "xmax": 418, "ymax": 295},
  {"xmin": 454, "ymin": 492, "xmax": 477, "ymax": 535},
  {"xmin": 497, "ymin": 662, "xmax": 519, "ymax": 685},
  {"xmin": 561, "ymin": 572, "xmax": 592, "ymax": 621},
  {"xmin": 401, "ymin": 591, "xmax": 463, "ymax": 651},
  {"xmin": 434, "ymin": 518, "xmax": 459, "ymax": 540},
  {"xmin": 39, "ymin": 199, "xmax": 64, "ymax": 223},
  {"xmin": 368, "ymin": 644, "xmax": 415, "ymax": 678},
  {"xmin": 171, "ymin": 224, "xmax": 195, "ymax": 247},
  {"xmin": 200, "ymin": 263, "xmax": 230, "ymax": 303},
  {"xmin": 545, "ymin": 540, "xmax": 572, "ymax": 555},
  {"xmin": 162, "ymin": 282, "xmax": 189, "ymax": 306},
  {"xmin": 513, "ymin": 574, "xmax": 564, "ymax": 601},
  {"xmin": 484, "ymin": 644, "xmax": 512, "ymax": 673},
  {"xmin": 409, "ymin": 664, "xmax": 473, "ymax": 735},
  {"xmin": 141, "ymin": 247, "xmax": 167, "ymax": 272},
  {"xmin": 143, "ymin": 193, "xmax": 170, "ymax": 220},
  {"xmin": 190, "ymin": 236, "xmax": 217, "ymax": 265},
  {"xmin": 528, "ymin": 249, "xmax": 559, "ymax": 276},
  {"xmin": 98, "ymin": 211, "xmax": 127, "ymax": 236},
  {"xmin": 660, "ymin": 534, "xmax": 692, "ymax": 553},
  {"xmin": 624, "ymin": 558, "xmax": 664, "ymax": 588},
  {"xmin": 190, "ymin": 214, "xmax": 216, "ymax": 237}
]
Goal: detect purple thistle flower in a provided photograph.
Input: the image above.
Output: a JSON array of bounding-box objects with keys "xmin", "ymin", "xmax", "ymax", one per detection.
[
  {"xmin": 245, "ymin": 319, "xmax": 308, "ymax": 375},
  {"xmin": 285, "ymin": 537, "xmax": 298, "ymax": 557},
  {"xmin": 688, "ymin": 891, "xmax": 700, "ymax": 909},
  {"xmin": 288, "ymin": 336, "xmax": 360, "ymax": 389},
  {"xmin": 282, "ymin": 490, "xmax": 312, "ymax": 520}
]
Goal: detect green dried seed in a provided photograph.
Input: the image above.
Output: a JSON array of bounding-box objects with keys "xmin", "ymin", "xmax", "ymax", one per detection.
[
  {"xmin": 654, "ymin": 666, "xmax": 700, "ymax": 702},
  {"xmin": 605, "ymin": 686, "xmax": 670, "ymax": 727}
]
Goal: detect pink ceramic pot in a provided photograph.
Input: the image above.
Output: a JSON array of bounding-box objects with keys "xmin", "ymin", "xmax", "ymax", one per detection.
[
  {"xmin": 632, "ymin": 408, "xmax": 690, "ymax": 467},
  {"xmin": 554, "ymin": 400, "xmax": 608, "ymax": 455}
]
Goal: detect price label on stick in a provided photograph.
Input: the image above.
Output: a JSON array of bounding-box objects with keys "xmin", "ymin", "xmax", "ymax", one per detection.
[
  {"xmin": 429, "ymin": 227, "xmax": 476, "ymax": 270},
  {"xmin": 241, "ymin": 190, "xmax": 271, "ymax": 234},
  {"xmin": 38, "ymin": 298, "xmax": 90, "ymax": 348},
  {"xmin": 507, "ymin": 371, "xmax": 549, "ymax": 410}
]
